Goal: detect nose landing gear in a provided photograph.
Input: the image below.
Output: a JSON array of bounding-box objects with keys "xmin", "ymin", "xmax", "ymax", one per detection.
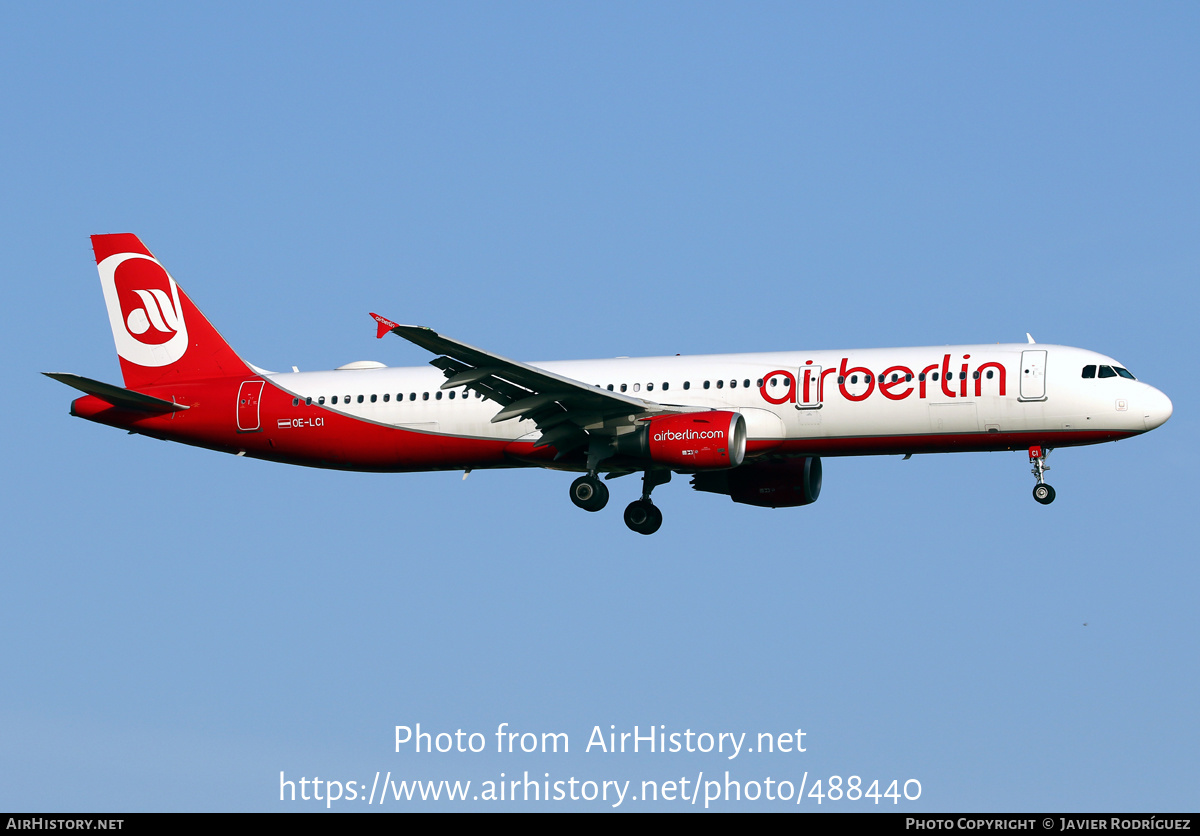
[{"xmin": 1029, "ymin": 445, "xmax": 1055, "ymax": 505}]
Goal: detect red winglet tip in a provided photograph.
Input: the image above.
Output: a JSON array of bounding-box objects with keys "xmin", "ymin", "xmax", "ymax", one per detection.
[{"xmin": 370, "ymin": 312, "xmax": 398, "ymax": 339}]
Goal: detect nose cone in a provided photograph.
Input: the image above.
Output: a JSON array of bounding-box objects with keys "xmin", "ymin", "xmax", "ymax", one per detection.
[{"xmin": 1143, "ymin": 387, "xmax": 1173, "ymax": 431}]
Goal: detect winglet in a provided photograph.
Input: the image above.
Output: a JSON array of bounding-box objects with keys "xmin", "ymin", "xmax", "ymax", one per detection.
[{"xmin": 370, "ymin": 312, "xmax": 400, "ymax": 339}]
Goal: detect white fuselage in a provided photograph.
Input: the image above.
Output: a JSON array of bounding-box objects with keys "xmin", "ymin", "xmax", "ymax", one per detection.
[{"xmin": 267, "ymin": 343, "xmax": 1172, "ymax": 454}]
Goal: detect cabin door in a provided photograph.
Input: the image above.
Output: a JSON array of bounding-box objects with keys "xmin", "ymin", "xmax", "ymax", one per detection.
[
  {"xmin": 1019, "ymin": 350, "xmax": 1047, "ymax": 401},
  {"xmin": 237, "ymin": 380, "xmax": 265, "ymax": 432}
]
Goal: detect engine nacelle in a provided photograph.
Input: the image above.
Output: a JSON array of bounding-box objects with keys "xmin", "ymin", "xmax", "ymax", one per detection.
[
  {"xmin": 691, "ymin": 457, "xmax": 823, "ymax": 508},
  {"xmin": 619, "ymin": 411, "xmax": 747, "ymax": 470}
]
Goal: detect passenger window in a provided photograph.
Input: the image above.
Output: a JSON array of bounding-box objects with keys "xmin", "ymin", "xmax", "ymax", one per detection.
[
  {"xmin": 410, "ymin": 393, "xmax": 416, "ymax": 401},
  {"xmin": 716, "ymin": 380, "xmax": 723, "ymax": 389},
  {"xmin": 318, "ymin": 396, "xmax": 325, "ymax": 405},
  {"xmin": 331, "ymin": 396, "xmax": 338, "ymax": 404},
  {"xmin": 932, "ymin": 373, "xmax": 939, "ymax": 381},
  {"xmin": 683, "ymin": 381, "xmax": 691, "ymax": 390},
  {"xmin": 743, "ymin": 379, "xmax": 750, "ymax": 388},
  {"xmin": 729, "ymin": 380, "xmax": 736, "ymax": 388},
  {"xmin": 633, "ymin": 383, "xmax": 640, "ymax": 392},
  {"xmin": 662, "ymin": 382, "xmax": 669, "ymax": 391},
  {"xmin": 620, "ymin": 384, "xmax": 627, "ymax": 393},
  {"xmin": 972, "ymin": 371, "xmax": 979, "ymax": 380},
  {"xmin": 703, "ymin": 381, "xmax": 710, "ymax": 389},
  {"xmin": 449, "ymin": 391, "xmax": 455, "ymax": 399},
  {"xmin": 1082, "ymin": 365, "xmax": 1096, "ymax": 379},
  {"xmin": 436, "ymin": 391, "xmax": 443, "ymax": 400},
  {"xmin": 905, "ymin": 373, "xmax": 912, "ymax": 382},
  {"xmin": 1099, "ymin": 366, "xmax": 1117, "ymax": 378},
  {"xmin": 647, "ymin": 383, "xmax": 654, "ymax": 391},
  {"xmin": 986, "ymin": 370, "xmax": 994, "ymax": 379},
  {"xmin": 756, "ymin": 379, "xmax": 764, "ymax": 387},
  {"xmin": 607, "ymin": 384, "xmax": 613, "ymax": 391},
  {"xmin": 918, "ymin": 373, "xmax": 925, "ymax": 381},
  {"xmin": 837, "ymin": 376, "xmax": 845, "ymax": 384},
  {"xmin": 292, "ymin": 398, "xmax": 299, "ymax": 407},
  {"xmin": 423, "ymin": 392, "xmax": 429, "ymax": 400},
  {"xmin": 370, "ymin": 394, "xmax": 377, "ymax": 403},
  {"xmin": 850, "ymin": 375, "xmax": 858, "ymax": 384}
]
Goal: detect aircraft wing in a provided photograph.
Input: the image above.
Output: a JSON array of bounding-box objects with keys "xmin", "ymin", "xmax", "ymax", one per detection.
[{"xmin": 371, "ymin": 313, "xmax": 676, "ymax": 455}]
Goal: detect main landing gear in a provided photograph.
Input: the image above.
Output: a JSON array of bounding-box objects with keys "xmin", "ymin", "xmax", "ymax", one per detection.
[
  {"xmin": 1029, "ymin": 445, "xmax": 1055, "ymax": 505},
  {"xmin": 569, "ymin": 474, "xmax": 609, "ymax": 512},
  {"xmin": 568, "ymin": 469, "xmax": 670, "ymax": 534},
  {"xmin": 623, "ymin": 470, "xmax": 670, "ymax": 535},
  {"xmin": 623, "ymin": 499, "xmax": 662, "ymax": 535}
]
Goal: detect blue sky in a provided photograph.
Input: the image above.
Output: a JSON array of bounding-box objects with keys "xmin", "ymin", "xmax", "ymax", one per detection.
[{"xmin": 2, "ymin": 3, "xmax": 1197, "ymax": 811}]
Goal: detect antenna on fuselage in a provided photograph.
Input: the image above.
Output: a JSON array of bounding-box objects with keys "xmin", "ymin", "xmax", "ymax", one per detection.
[{"xmin": 1026, "ymin": 333, "xmax": 1036, "ymax": 344}]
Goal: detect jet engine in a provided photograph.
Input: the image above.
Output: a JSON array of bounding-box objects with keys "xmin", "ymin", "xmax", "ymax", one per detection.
[
  {"xmin": 616, "ymin": 411, "xmax": 747, "ymax": 470},
  {"xmin": 691, "ymin": 457, "xmax": 823, "ymax": 508}
]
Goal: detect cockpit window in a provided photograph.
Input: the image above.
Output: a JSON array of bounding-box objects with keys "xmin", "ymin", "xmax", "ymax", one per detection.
[{"xmin": 1085, "ymin": 364, "xmax": 1136, "ymax": 380}]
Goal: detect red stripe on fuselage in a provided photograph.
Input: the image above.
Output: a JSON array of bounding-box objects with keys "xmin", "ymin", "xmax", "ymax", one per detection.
[
  {"xmin": 767, "ymin": 429, "xmax": 1136, "ymax": 457},
  {"xmin": 69, "ymin": 377, "xmax": 1140, "ymax": 472},
  {"xmin": 71, "ymin": 378, "xmax": 514, "ymax": 472}
]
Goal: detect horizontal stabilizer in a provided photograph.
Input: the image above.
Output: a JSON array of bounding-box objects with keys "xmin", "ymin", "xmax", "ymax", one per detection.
[{"xmin": 43, "ymin": 373, "xmax": 189, "ymax": 413}]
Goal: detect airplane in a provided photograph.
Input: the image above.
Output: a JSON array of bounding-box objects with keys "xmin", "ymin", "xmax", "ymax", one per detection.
[{"xmin": 47, "ymin": 233, "xmax": 1173, "ymax": 535}]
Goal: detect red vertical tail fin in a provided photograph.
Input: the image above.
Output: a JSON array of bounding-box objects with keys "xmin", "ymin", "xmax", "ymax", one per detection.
[{"xmin": 92, "ymin": 234, "xmax": 253, "ymax": 389}]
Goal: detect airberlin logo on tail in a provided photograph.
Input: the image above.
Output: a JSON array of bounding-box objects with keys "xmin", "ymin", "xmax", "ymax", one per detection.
[
  {"xmin": 124, "ymin": 288, "xmax": 181, "ymax": 340},
  {"xmin": 97, "ymin": 252, "xmax": 189, "ymax": 367}
]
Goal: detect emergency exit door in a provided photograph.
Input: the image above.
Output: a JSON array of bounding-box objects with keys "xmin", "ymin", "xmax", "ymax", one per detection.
[{"xmin": 798, "ymin": 366, "xmax": 823, "ymax": 408}]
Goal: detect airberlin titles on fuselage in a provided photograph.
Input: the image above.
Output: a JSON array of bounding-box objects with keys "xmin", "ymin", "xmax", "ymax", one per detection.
[{"xmin": 759, "ymin": 354, "xmax": 1005, "ymax": 406}]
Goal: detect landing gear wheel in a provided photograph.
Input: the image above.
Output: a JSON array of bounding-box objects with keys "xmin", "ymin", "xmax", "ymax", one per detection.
[
  {"xmin": 1028, "ymin": 446, "xmax": 1055, "ymax": 506},
  {"xmin": 1032, "ymin": 483, "xmax": 1056, "ymax": 505},
  {"xmin": 623, "ymin": 499, "xmax": 663, "ymax": 535},
  {"xmin": 570, "ymin": 475, "xmax": 609, "ymax": 512}
]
